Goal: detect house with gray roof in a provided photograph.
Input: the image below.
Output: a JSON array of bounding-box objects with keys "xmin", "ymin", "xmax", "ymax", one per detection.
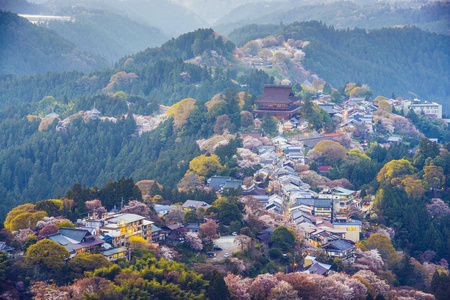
[
  {"xmin": 207, "ymin": 176, "xmax": 242, "ymax": 191},
  {"xmin": 305, "ymin": 261, "xmax": 332, "ymax": 276},
  {"xmin": 48, "ymin": 228, "xmax": 104, "ymax": 257}
]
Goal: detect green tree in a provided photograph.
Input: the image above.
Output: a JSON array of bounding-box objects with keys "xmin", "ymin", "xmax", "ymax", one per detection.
[
  {"xmin": 331, "ymin": 257, "xmax": 345, "ymax": 272},
  {"xmin": 376, "ymin": 159, "xmax": 413, "ymax": 186},
  {"xmin": 68, "ymin": 252, "xmax": 112, "ymax": 280},
  {"xmin": 363, "ymin": 233, "xmax": 399, "ymax": 266},
  {"xmin": 260, "ymin": 112, "xmax": 278, "ymax": 136},
  {"xmin": 323, "ymin": 83, "xmax": 332, "ymax": 95},
  {"xmin": 331, "ymin": 90, "xmax": 342, "ymax": 104},
  {"xmin": 271, "ymin": 226, "xmax": 296, "ymax": 252},
  {"xmin": 35, "ymin": 199, "xmax": 63, "ymax": 217},
  {"xmin": 56, "ymin": 221, "xmax": 75, "ymax": 229},
  {"xmin": 25, "ymin": 239, "xmax": 70, "ymax": 274},
  {"xmin": 208, "ymin": 197, "xmax": 243, "ymax": 225},
  {"xmin": 423, "ymin": 164, "xmax": 444, "ymax": 189},
  {"xmin": 9, "ymin": 210, "xmax": 47, "ymax": 232},
  {"xmin": 0, "ymin": 251, "xmax": 9, "ymax": 282},
  {"xmin": 4, "ymin": 203, "xmax": 35, "ymax": 230},
  {"xmin": 413, "ymin": 138, "xmax": 440, "ymax": 169},
  {"xmin": 189, "ymin": 154, "xmax": 224, "ymax": 178},
  {"xmin": 183, "ymin": 209, "xmax": 198, "ymax": 223},
  {"xmin": 204, "ymin": 269, "xmax": 229, "ymax": 300}
]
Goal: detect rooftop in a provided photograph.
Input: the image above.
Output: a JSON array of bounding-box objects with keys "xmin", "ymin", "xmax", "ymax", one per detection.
[
  {"xmin": 255, "ymin": 85, "xmax": 300, "ymax": 104},
  {"xmin": 104, "ymin": 213, "xmax": 146, "ymax": 226}
]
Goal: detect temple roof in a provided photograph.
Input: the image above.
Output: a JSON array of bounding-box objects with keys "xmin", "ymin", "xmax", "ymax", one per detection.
[{"xmin": 255, "ymin": 85, "xmax": 300, "ymax": 104}]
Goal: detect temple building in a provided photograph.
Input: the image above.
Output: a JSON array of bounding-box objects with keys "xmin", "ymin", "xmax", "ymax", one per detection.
[{"xmin": 252, "ymin": 85, "xmax": 301, "ymax": 119}]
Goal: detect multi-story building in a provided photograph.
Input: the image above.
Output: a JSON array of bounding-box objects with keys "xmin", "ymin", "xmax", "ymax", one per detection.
[
  {"xmin": 332, "ymin": 220, "xmax": 362, "ymax": 243},
  {"xmin": 401, "ymin": 99, "xmax": 442, "ymax": 119},
  {"xmin": 100, "ymin": 213, "xmax": 153, "ymax": 247},
  {"xmin": 318, "ymin": 187, "xmax": 355, "ymax": 222}
]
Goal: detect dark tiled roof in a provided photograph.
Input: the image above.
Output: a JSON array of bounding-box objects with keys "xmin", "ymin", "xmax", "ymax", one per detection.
[
  {"xmin": 255, "ymin": 85, "xmax": 300, "ymax": 104},
  {"xmin": 58, "ymin": 228, "xmax": 89, "ymax": 243},
  {"xmin": 327, "ymin": 239, "xmax": 353, "ymax": 251},
  {"xmin": 314, "ymin": 199, "xmax": 332, "ymax": 208}
]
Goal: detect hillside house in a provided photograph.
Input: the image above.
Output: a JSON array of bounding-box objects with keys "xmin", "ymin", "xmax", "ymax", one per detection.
[
  {"xmin": 322, "ymin": 239, "xmax": 356, "ymax": 261},
  {"xmin": 48, "ymin": 228, "xmax": 104, "ymax": 257},
  {"xmin": 207, "ymin": 176, "xmax": 242, "ymax": 191}
]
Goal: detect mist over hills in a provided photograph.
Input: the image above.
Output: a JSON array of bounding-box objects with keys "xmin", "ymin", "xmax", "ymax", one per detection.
[
  {"xmin": 45, "ymin": 10, "xmax": 169, "ymax": 63},
  {"xmin": 0, "ymin": 11, "xmax": 107, "ymax": 75},
  {"xmin": 214, "ymin": 0, "xmax": 450, "ymax": 35}
]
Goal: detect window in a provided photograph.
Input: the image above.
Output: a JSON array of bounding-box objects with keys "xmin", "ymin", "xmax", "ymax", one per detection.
[{"xmin": 347, "ymin": 227, "xmax": 356, "ymax": 231}]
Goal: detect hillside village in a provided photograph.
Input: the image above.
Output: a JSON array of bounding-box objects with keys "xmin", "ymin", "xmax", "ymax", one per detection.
[
  {"xmin": 0, "ymin": 6, "xmax": 449, "ymax": 298},
  {"xmin": 1, "ymin": 81, "xmax": 449, "ymax": 299}
]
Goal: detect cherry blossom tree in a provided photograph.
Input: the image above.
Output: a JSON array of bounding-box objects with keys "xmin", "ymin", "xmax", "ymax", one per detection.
[
  {"xmin": 200, "ymin": 221, "xmax": 218, "ymax": 239},
  {"xmin": 119, "ymin": 200, "xmax": 150, "ymax": 218},
  {"xmin": 38, "ymin": 224, "xmax": 59, "ymax": 238},
  {"xmin": 185, "ymin": 232, "xmax": 203, "ymax": 251},
  {"xmin": 159, "ymin": 246, "xmax": 176, "ymax": 261},
  {"xmin": 353, "ymin": 270, "xmax": 390, "ymax": 297},
  {"xmin": 249, "ymin": 273, "xmax": 279, "ymax": 300},
  {"xmin": 35, "ymin": 216, "xmax": 72, "ymax": 231},
  {"xmin": 426, "ymin": 198, "xmax": 450, "ymax": 217},
  {"xmin": 230, "ymin": 257, "xmax": 246, "ymax": 273},
  {"xmin": 268, "ymin": 280, "xmax": 299, "ymax": 300},
  {"xmin": 224, "ymin": 273, "xmax": 251, "ymax": 300},
  {"xmin": 85, "ymin": 199, "xmax": 106, "ymax": 218}
]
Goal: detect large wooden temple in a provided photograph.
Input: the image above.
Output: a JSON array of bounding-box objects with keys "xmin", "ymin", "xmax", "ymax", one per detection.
[{"xmin": 252, "ymin": 85, "xmax": 301, "ymax": 119}]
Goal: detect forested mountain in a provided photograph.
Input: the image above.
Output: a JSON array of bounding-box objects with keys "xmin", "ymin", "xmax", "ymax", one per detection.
[
  {"xmin": 214, "ymin": 1, "xmax": 450, "ymax": 36},
  {"xmin": 0, "ymin": 11, "xmax": 107, "ymax": 75},
  {"xmin": 44, "ymin": 10, "xmax": 169, "ymax": 63},
  {"xmin": 0, "ymin": 28, "xmax": 275, "ymax": 219},
  {"xmin": 0, "ymin": 28, "xmax": 273, "ymax": 108},
  {"xmin": 231, "ymin": 21, "xmax": 450, "ymax": 113}
]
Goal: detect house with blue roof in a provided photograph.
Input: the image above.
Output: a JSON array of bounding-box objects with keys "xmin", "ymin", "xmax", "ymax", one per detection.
[{"xmin": 322, "ymin": 239, "xmax": 356, "ymax": 261}]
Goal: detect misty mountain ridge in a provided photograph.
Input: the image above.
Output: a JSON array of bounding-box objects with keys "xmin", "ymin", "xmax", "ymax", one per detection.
[
  {"xmin": 0, "ymin": 11, "xmax": 107, "ymax": 75},
  {"xmin": 44, "ymin": 9, "xmax": 169, "ymax": 63},
  {"xmin": 213, "ymin": 0, "xmax": 450, "ymax": 35}
]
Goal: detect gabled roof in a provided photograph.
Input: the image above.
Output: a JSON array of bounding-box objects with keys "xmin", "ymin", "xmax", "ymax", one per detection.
[
  {"xmin": 255, "ymin": 85, "xmax": 299, "ymax": 104},
  {"xmin": 324, "ymin": 239, "xmax": 354, "ymax": 251},
  {"xmin": 151, "ymin": 224, "xmax": 162, "ymax": 232},
  {"xmin": 308, "ymin": 262, "xmax": 331, "ymax": 275},
  {"xmin": 58, "ymin": 228, "xmax": 90, "ymax": 243}
]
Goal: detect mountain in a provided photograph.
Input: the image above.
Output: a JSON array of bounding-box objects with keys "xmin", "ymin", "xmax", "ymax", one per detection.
[
  {"xmin": 36, "ymin": 0, "xmax": 208, "ymax": 37},
  {"xmin": 43, "ymin": 10, "xmax": 169, "ymax": 63},
  {"xmin": 0, "ymin": 11, "xmax": 107, "ymax": 75},
  {"xmin": 214, "ymin": 1, "xmax": 450, "ymax": 36},
  {"xmin": 173, "ymin": 0, "xmax": 282, "ymax": 24},
  {"xmin": 0, "ymin": 0, "xmax": 44, "ymax": 14}
]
